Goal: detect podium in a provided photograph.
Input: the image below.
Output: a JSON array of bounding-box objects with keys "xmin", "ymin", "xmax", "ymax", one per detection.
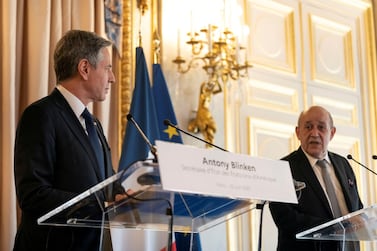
[
  {"xmin": 38, "ymin": 141, "xmax": 297, "ymax": 250},
  {"xmin": 38, "ymin": 161, "xmax": 257, "ymax": 250},
  {"xmin": 296, "ymin": 204, "xmax": 377, "ymax": 250}
]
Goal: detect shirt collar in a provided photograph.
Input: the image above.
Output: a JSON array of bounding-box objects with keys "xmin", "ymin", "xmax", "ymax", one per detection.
[
  {"xmin": 301, "ymin": 147, "xmax": 330, "ymax": 167},
  {"xmin": 56, "ymin": 85, "xmax": 86, "ymax": 118}
]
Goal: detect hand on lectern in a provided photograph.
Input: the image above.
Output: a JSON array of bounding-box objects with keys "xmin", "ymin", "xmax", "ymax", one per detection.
[
  {"xmin": 105, "ymin": 189, "xmax": 135, "ymax": 207},
  {"xmin": 343, "ymin": 214, "xmax": 367, "ymax": 233},
  {"xmin": 115, "ymin": 189, "xmax": 135, "ymax": 202}
]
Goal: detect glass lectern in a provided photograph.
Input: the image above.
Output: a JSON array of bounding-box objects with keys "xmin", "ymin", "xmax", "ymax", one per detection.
[
  {"xmin": 296, "ymin": 204, "xmax": 377, "ymax": 250},
  {"xmin": 38, "ymin": 161, "xmax": 257, "ymax": 250}
]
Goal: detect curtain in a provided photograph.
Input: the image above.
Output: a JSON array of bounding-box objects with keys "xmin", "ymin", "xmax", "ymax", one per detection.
[
  {"xmin": 1, "ymin": 0, "xmax": 18, "ymax": 251},
  {"xmin": 0, "ymin": 0, "xmax": 121, "ymax": 250}
]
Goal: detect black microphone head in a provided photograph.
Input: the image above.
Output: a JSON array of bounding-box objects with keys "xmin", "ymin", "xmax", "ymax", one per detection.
[
  {"xmin": 373, "ymin": 155, "xmax": 377, "ymax": 160},
  {"xmin": 163, "ymin": 119, "xmax": 171, "ymax": 126},
  {"xmin": 126, "ymin": 114, "xmax": 133, "ymax": 121},
  {"xmin": 347, "ymin": 154, "xmax": 352, "ymax": 159}
]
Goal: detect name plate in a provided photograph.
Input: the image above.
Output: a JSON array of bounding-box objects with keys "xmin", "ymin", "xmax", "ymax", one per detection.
[{"xmin": 156, "ymin": 140, "xmax": 297, "ymax": 203}]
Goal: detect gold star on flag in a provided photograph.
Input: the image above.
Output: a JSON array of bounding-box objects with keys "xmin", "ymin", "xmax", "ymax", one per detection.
[{"xmin": 164, "ymin": 125, "xmax": 179, "ymax": 139}]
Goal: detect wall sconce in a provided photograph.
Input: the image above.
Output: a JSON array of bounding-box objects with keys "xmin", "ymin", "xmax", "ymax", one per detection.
[{"xmin": 173, "ymin": 24, "xmax": 251, "ymax": 147}]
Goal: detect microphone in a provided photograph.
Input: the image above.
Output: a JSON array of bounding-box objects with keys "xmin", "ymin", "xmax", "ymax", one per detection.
[
  {"xmin": 127, "ymin": 114, "xmax": 158, "ymax": 161},
  {"xmin": 163, "ymin": 119, "xmax": 228, "ymax": 152},
  {"xmin": 347, "ymin": 154, "xmax": 377, "ymax": 176}
]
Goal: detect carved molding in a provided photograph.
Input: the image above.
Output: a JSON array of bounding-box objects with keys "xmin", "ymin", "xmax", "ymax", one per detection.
[{"xmin": 118, "ymin": 0, "xmax": 133, "ymax": 152}]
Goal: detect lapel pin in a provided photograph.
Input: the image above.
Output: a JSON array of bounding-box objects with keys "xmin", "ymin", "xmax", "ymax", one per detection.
[{"xmin": 348, "ymin": 179, "xmax": 354, "ymax": 187}]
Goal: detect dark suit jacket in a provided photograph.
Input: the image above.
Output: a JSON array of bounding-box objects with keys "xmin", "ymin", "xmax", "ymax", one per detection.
[
  {"xmin": 269, "ymin": 147, "xmax": 363, "ymax": 251},
  {"xmin": 14, "ymin": 89, "xmax": 118, "ymax": 251}
]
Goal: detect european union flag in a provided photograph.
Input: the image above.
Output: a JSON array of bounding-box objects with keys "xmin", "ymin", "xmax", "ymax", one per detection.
[
  {"xmin": 118, "ymin": 47, "xmax": 160, "ymax": 171},
  {"xmin": 152, "ymin": 64, "xmax": 182, "ymax": 143},
  {"xmin": 118, "ymin": 48, "xmax": 202, "ymax": 251},
  {"xmin": 152, "ymin": 64, "xmax": 202, "ymax": 251}
]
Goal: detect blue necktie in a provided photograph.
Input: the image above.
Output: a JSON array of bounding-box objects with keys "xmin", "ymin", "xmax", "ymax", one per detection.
[{"xmin": 82, "ymin": 108, "xmax": 105, "ymax": 180}]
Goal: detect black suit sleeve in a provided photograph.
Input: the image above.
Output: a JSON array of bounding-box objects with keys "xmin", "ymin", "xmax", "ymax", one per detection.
[
  {"xmin": 269, "ymin": 193, "xmax": 330, "ymax": 234},
  {"xmin": 14, "ymin": 104, "xmax": 77, "ymax": 216}
]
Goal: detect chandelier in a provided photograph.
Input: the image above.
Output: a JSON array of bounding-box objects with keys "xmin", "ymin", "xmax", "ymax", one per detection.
[
  {"xmin": 173, "ymin": 24, "xmax": 251, "ymax": 147},
  {"xmin": 173, "ymin": 24, "xmax": 251, "ymax": 83}
]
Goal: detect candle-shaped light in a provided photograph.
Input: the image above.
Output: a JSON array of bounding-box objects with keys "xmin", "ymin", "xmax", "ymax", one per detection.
[
  {"xmin": 177, "ymin": 27, "xmax": 181, "ymax": 56},
  {"xmin": 208, "ymin": 24, "xmax": 212, "ymax": 53},
  {"xmin": 190, "ymin": 10, "xmax": 194, "ymax": 38},
  {"xmin": 243, "ymin": 25, "xmax": 250, "ymax": 62},
  {"xmin": 235, "ymin": 36, "xmax": 240, "ymax": 63}
]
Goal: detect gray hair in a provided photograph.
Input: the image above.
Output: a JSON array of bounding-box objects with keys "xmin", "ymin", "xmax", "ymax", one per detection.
[
  {"xmin": 297, "ymin": 106, "xmax": 334, "ymax": 128},
  {"xmin": 54, "ymin": 30, "xmax": 112, "ymax": 82}
]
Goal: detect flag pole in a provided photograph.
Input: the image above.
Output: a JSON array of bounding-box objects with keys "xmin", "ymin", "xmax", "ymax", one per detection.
[{"xmin": 153, "ymin": 29, "xmax": 161, "ymax": 65}]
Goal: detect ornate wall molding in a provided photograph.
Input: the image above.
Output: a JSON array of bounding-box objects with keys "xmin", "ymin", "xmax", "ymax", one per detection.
[{"xmin": 118, "ymin": 0, "xmax": 134, "ymax": 153}]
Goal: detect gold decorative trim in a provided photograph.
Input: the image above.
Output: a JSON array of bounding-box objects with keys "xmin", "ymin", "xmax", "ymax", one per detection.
[
  {"xmin": 152, "ymin": 0, "xmax": 161, "ymax": 64},
  {"xmin": 118, "ymin": 0, "xmax": 134, "ymax": 153},
  {"xmin": 364, "ymin": 4, "xmax": 377, "ymax": 202},
  {"xmin": 137, "ymin": 0, "xmax": 149, "ymax": 15}
]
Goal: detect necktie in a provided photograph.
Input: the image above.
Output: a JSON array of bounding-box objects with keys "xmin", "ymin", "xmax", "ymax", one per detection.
[
  {"xmin": 317, "ymin": 159, "xmax": 342, "ymax": 218},
  {"xmin": 82, "ymin": 108, "xmax": 105, "ymax": 180}
]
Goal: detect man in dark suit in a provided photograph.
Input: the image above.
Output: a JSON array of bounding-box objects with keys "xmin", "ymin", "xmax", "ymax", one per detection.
[
  {"xmin": 269, "ymin": 106, "xmax": 363, "ymax": 251},
  {"xmin": 14, "ymin": 30, "xmax": 124, "ymax": 251}
]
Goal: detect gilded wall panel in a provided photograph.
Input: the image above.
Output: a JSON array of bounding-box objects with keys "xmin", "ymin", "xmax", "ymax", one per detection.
[
  {"xmin": 308, "ymin": 15, "xmax": 355, "ymax": 87},
  {"xmin": 247, "ymin": 0, "xmax": 297, "ymax": 73},
  {"xmin": 245, "ymin": 116, "xmax": 298, "ymax": 157},
  {"xmin": 310, "ymin": 94, "xmax": 358, "ymax": 126},
  {"xmin": 246, "ymin": 79, "xmax": 299, "ymax": 112}
]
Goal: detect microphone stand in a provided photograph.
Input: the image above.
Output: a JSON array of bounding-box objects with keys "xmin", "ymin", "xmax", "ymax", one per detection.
[
  {"xmin": 163, "ymin": 119, "xmax": 228, "ymax": 152},
  {"xmin": 127, "ymin": 114, "xmax": 158, "ymax": 162},
  {"xmin": 347, "ymin": 154, "xmax": 377, "ymax": 176}
]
